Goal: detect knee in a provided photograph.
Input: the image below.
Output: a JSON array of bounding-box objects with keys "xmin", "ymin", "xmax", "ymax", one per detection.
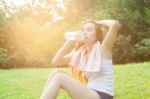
[
  {"xmin": 49, "ymin": 68, "xmax": 64, "ymax": 76},
  {"xmin": 52, "ymin": 68, "xmax": 64, "ymax": 74},
  {"xmin": 51, "ymin": 73, "xmax": 64, "ymax": 85}
]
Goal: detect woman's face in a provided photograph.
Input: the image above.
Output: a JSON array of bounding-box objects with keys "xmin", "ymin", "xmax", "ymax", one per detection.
[{"xmin": 81, "ymin": 22, "xmax": 97, "ymax": 44}]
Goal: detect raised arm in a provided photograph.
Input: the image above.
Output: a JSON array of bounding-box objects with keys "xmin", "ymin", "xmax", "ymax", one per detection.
[
  {"xmin": 51, "ymin": 40, "xmax": 76, "ymax": 66},
  {"xmin": 95, "ymin": 20, "xmax": 121, "ymax": 49}
]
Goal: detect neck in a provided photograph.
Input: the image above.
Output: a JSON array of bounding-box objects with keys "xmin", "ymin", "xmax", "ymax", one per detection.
[{"xmin": 85, "ymin": 43, "xmax": 94, "ymax": 54}]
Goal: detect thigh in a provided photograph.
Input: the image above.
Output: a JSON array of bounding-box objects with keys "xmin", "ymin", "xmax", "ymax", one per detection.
[{"xmin": 54, "ymin": 72, "xmax": 100, "ymax": 99}]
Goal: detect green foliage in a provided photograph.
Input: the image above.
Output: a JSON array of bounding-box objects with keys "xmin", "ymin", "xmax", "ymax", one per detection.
[
  {"xmin": 63, "ymin": 0, "xmax": 150, "ymax": 64},
  {"xmin": 91, "ymin": 0, "xmax": 150, "ymax": 64},
  {"xmin": 0, "ymin": 0, "xmax": 150, "ymax": 68},
  {"xmin": 113, "ymin": 35, "xmax": 133, "ymax": 64},
  {"xmin": 132, "ymin": 38, "xmax": 150, "ymax": 61},
  {"xmin": 145, "ymin": 7, "xmax": 150, "ymax": 24},
  {"xmin": 0, "ymin": 48, "xmax": 8, "ymax": 67}
]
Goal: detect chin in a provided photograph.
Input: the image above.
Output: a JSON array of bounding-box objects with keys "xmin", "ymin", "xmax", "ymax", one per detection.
[{"xmin": 83, "ymin": 40, "xmax": 92, "ymax": 45}]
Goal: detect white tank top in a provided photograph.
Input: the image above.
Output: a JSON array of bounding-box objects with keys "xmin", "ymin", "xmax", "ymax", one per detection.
[{"xmin": 84, "ymin": 58, "xmax": 114, "ymax": 96}]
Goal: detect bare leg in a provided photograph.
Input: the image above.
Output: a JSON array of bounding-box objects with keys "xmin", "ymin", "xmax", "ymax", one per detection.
[
  {"xmin": 40, "ymin": 70, "xmax": 99, "ymax": 99},
  {"xmin": 41, "ymin": 69, "xmax": 66, "ymax": 92}
]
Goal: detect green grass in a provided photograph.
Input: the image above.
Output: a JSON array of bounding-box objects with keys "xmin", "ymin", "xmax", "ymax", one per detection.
[{"xmin": 0, "ymin": 62, "xmax": 150, "ymax": 99}]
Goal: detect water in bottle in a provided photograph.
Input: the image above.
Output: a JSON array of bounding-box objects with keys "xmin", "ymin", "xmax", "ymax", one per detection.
[{"xmin": 65, "ymin": 31, "xmax": 84, "ymax": 41}]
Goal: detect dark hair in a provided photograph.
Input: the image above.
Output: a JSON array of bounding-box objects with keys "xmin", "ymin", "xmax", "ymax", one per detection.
[{"xmin": 74, "ymin": 20, "xmax": 104, "ymax": 50}]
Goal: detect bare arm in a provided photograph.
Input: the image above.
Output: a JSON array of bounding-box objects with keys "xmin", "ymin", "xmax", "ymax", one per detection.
[
  {"xmin": 95, "ymin": 20, "xmax": 121, "ymax": 49},
  {"xmin": 51, "ymin": 40, "xmax": 76, "ymax": 66}
]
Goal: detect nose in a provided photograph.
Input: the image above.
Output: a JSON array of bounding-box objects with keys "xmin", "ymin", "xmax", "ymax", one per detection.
[
  {"xmin": 82, "ymin": 32, "xmax": 88, "ymax": 38},
  {"xmin": 83, "ymin": 32, "xmax": 87, "ymax": 35},
  {"xmin": 82, "ymin": 32, "xmax": 86, "ymax": 37}
]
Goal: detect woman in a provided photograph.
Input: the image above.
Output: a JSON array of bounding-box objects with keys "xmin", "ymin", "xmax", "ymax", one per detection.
[{"xmin": 40, "ymin": 20, "xmax": 121, "ymax": 99}]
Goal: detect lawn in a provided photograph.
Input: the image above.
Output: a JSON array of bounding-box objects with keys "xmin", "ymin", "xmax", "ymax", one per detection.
[{"xmin": 0, "ymin": 62, "xmax": 150, "ymax": 99}]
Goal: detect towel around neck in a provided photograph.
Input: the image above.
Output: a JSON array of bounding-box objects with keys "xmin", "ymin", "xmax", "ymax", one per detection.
[{"xmin": 68, "ymin": 41, "xmax": 102, "ymax": 72}]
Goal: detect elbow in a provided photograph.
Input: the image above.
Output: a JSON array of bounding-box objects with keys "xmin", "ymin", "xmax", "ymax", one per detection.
[
  {"xmin": 110, "ymin": 21, "xmax": 121, "ymax": 31},
  {"xmin": 51, "ymin": 59, "xmax": 59, "ymax": 66},
  {"xmin": 51, "ymin": 59, "xmax": 63, "ymax": 66},
  {"xmin": 114, "ymin": 21, "xmax": 121, "ymax": 28},
  {"xmin": 51, "ymin": 60, "xmax": 55, "ymax": 65}
]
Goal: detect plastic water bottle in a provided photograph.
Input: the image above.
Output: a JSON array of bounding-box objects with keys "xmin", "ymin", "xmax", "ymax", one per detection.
[{"xmin": 65, "ymin": 31, "xmax": 84, "ymax": 41}]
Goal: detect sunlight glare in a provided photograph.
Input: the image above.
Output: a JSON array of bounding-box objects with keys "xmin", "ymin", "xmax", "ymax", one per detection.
[{"xmin": 4, "ymin": 0, "xmax": 40, "ymax": 7}]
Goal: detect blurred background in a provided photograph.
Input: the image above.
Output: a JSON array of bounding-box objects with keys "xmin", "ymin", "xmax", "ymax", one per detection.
[{"xmin": 0, "ymin": 0, "xmax": 149, "ymax": 69}]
